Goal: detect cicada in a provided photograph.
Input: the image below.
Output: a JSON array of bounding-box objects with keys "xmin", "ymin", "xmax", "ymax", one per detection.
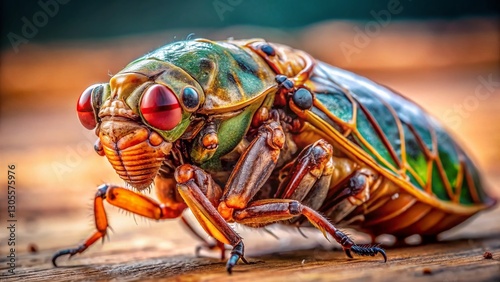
[{"xmin": 53, "ymin": 38, "xmax": 496, "ymax": 273}]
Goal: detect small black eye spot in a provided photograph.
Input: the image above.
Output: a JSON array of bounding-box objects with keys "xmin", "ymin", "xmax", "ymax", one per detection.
[
  {"xmin": 292, "ymin": 88, "xmax": 313, "ymax": 110},
  {"xmin": 260, "ymin": 44, "xmax": 275, "ymax": 56},
  {"xmin": 182, "ymin": 87, "xmax": 200, "ymax": 111}
]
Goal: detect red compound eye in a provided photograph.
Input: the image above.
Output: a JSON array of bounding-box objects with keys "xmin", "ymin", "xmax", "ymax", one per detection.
[
  {"xmin": 140, "ymin": 84, "xmax": 182, "ymax": 130},
  {"xmin": 77, "ymin": 85, "xmax": 97, "ymax": 130}
]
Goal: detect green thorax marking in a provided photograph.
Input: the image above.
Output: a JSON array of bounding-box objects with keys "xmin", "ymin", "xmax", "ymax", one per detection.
[{"xmin": 131, "ymin": 39, "xmax": 276, "ymax": 113}]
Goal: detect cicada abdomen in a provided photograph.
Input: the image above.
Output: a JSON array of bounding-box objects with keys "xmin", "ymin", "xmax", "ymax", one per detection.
[{"xmin": 244, "ymin": 39, "xmax": 495, "ymax": 239}]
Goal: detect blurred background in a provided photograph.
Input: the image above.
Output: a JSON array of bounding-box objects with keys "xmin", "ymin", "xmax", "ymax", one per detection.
[{"xmin": 0, "ymin": 0, "xmax": 499, "ymax": 261}]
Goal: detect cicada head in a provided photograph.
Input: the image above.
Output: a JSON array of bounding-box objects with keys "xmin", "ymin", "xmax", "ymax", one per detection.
[{"xmin": 76, "ymin": 58, "xmax": 205, "ymax": 190}]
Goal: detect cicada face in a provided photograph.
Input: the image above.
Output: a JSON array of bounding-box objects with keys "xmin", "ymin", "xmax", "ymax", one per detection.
[{"xmin": 76, "ymin": 59, "xmax": 205, "ymax": 190}]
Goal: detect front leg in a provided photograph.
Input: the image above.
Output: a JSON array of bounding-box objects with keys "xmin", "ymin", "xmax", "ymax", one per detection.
[
  {"xmin": 173, "ymin": 117, "xmax": 285, "ymax": 273},
  {"xmin": 156, "ymin": 169, "xmax": 229, "ymax": 259},
  {"xmin": 217, "ymin": 117, "xmax": 285, "ymax": 220},
  {"xmin": 52, "ymin": 183, "xmax": 186, "ymax": 266},
  {"xmin": 174, "ymin": 164, "xmax": 248, "ymax": 274}
]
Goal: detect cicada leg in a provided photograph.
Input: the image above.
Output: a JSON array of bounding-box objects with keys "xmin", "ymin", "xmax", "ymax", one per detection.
[
  {"xmin": 154, "ymin": 168, "xmax": 230, "ymax": 259},
  {"xmin": 217, "ymin": 116, "xmax": 284, "ymax": 220},
  {"xmin": 174, "ymin": 164, "xmax": 247, "ymax": 274},
  {"xmin": 274, "ymin": 139, "xmax": 334, "ymax": 211},
  {"xmin": 52, "ymin": 183, "xmax": 187, "ymax": 266},
  {"xmin": 230, "ymin": 138, "xmax": 384, "ymax": 261},
  {"xmin": 174, "ymin": 116, "xmax": 285, "ymax": 273},
  {"xmin": 232, "ymin": 199, "xmax": 386, "ymax": 262},
  {"xmin": 319, "ymin": 169, "xmax": 375, "ymax": 214}
]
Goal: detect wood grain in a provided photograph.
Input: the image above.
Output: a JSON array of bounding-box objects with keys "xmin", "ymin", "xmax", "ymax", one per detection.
[{"xmin": 1, "ymin": 212, "xmax": 499, "ymax": 282}]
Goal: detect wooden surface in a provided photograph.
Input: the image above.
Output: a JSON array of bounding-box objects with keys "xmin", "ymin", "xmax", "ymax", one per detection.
[
  {"xmin": 1, "ymin": 207, "xmax": 500, "ymax": 282},
  {"xmin": 1, "ymin": 20, "xmax": 500, "ymax": 281},
  {"xmin": 3, "ymin": 238, "xmax": 500, "ymax": 282}
]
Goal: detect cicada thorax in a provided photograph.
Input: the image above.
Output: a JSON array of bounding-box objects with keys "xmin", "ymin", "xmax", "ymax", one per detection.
[
  {"xmin": 240, "ymin": 39, "xmax": 316, "ymax": 108},
  {"xmin": 140, "ymin": 39, "xmax": 284, "ymax": 170}
]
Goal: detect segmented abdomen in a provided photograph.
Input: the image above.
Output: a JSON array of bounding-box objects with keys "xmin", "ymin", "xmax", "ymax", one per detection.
[{"xmin": 307, "ymin": 62, "xmax": 494, "ymax": 209}]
